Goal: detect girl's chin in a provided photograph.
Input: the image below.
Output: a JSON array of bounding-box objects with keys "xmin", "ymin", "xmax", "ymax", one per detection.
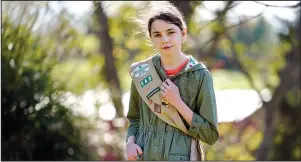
[{"xmin": 159, "ymin": 50, "xmax": 174, "ymax": 56}]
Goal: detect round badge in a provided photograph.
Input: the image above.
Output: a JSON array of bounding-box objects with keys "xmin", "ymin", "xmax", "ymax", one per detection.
[{"xmin": 132, "ymin": 64, "xmax": 149, "ymax": 78}]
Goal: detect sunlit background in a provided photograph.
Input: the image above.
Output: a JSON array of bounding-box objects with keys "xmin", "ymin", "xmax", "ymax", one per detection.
[{"xmin": 2, "ymin": 1, "xmax": 300, "ymax": 161}]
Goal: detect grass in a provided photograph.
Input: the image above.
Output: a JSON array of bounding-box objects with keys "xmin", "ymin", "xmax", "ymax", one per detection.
[{"xmin": 210, "ymin": 69, "xmax": 274, "ymax": 90}]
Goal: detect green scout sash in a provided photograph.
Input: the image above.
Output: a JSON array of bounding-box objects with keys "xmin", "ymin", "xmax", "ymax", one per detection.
[{"xmin": 129, "ymin": 57, "xmax": 204, "ymax": 161}]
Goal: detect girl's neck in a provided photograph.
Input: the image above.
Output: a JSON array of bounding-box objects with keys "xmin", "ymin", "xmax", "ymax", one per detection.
[{"xmin": 160, "ymin": 51, "xmax": 188, "ymax": 70}]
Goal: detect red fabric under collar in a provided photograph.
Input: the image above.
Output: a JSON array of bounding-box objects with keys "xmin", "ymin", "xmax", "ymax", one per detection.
[{"xmin": 164, "ymin": 59, "xmax": 189, "ymax": 77}]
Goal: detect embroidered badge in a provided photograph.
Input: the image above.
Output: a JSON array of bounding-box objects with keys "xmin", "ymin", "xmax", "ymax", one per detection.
[
  {"xmin": 149, "ymin": 99, "xmax": 153, "ymax": 104},
  {"xmin": 146, "ymin": 87, "xmax": 161, "ymax": 100},
  {"xmin": 131, "ymin": 64, "xmax": 150, "ymax": 78},
  {"xmin": 154, "ymin": 103, "xmax": 161, "ymax": 113},
  {"xmin": 140, "ymin": 75, "xmax": 152, "ymax": 88},
  {"xmin": 184, "ymin": 57, "xmax": 198, "ymax": 71}
]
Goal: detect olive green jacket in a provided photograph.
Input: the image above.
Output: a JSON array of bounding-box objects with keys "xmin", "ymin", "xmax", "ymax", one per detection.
[{"xmin": 126, "ymin": 54, "xmax": 219, "ymax": 161}]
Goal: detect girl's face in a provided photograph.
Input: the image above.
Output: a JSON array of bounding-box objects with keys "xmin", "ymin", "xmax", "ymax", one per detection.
[{"xmin": 150, "ymin": 19, "xmax": 186, "ymax": 57}]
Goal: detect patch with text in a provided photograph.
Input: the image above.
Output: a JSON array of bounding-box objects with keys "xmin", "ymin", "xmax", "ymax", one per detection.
[{"xmin": 140, "ymin": 75, "xmax": 152, "ymax": 88}]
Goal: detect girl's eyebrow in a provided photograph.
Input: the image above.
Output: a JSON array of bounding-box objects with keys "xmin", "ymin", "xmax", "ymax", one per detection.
[
  {"xmin": 166, "ymin": 28, "xmax": 175, "ymax": 32},
  {"xmin": 152, "ymin": 28, "xmax": 175, "ymax": 35}
]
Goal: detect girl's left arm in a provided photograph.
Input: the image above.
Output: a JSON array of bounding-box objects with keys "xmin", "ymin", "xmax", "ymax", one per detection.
[{"xmin": 174, "ymin": 70, "xmax": 219, "ymax": 145}]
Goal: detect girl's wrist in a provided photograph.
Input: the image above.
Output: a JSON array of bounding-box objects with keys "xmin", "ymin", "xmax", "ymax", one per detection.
[
  {"xmin": 127, "ymin": 140, "xmax": 135, "ymax": 145},
  {"xmin": 174, "ymin": 97, "xmax": 184, "ymax": 110}
]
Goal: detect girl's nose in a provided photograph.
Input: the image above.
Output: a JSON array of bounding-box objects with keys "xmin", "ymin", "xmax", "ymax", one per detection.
[{"xmin": 162, "ymin": 35, "xmax": 169, "ymax": 43}]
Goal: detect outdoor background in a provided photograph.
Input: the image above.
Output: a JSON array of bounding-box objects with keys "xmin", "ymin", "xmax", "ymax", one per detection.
[{"xmin": 2, "ymin": 1, "xmax": 300, "ymax": 160}]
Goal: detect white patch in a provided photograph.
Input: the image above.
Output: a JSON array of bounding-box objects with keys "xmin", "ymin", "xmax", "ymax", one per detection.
[
  {"xmin": 184, "ymin": 58, "xmax": 198, "ymax": 71},
  {"xmin": 131, "ymin": 64, "xmax": 150, "ymax": 78}
]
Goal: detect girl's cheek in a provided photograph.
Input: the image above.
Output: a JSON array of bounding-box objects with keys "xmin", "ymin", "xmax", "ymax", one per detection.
[{"xmin": 170, "ymin": 35, "xmax": 180, "ymax": 42}]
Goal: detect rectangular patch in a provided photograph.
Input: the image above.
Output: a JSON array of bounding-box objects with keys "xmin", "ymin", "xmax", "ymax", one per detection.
[
  {"xmin": 154, "ymin": 103, "xmax": 161, "ymax": 113},
  {"xmin": 146, "ymin": 87, "xmax": 160, "ymax": 100},
  {"xmin": 140, "ymin": 75, "xmax": 152, "ymax": 88}
]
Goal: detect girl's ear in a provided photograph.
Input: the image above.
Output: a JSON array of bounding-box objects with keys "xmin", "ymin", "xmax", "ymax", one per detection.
[
  {"xmin": 182, "ymin": 28, "xmax": 187, "ymax": 36},
  {"xmin": 182, "ymin": 28, "xmax": 187, "ymax": 42}
]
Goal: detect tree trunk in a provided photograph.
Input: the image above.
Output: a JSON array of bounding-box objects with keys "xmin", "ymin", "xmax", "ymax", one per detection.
[
  {"xmin": 94, "ymin": 2, "xmax": 124, "ymax": 118},
  {"xmin": 256, "ymin": 10, "xmax": 300, "ymax": 160},
  {"xmin": 170, "ymin": 1, "xmax": 195, "ymax": 24},
  {"xmin": 270, "ymin": 96, "xmax": 301, "ymax": 160}
]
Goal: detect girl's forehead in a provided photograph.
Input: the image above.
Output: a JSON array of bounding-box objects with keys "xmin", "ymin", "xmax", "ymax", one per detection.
[{"xmin": 150, "ymin": 19, "xmax": 179, "ymax": 32}]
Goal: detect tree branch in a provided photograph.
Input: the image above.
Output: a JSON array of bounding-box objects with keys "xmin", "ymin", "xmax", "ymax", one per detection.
[
  {"xmin": 199, "ymin": 10, "xmax": 264, "ymax": 50},
  {"xmin": 197, "ymin": 1, "xmax": 241, "ymax": 27},
  {"xmin": 198, "ymin": 1, "xmax": 241, "ymax": 23},
  {"xmin": 227, "ymin": 11, "xmax": 264, "ymax": 29},
  {"xmin": 253, "ymin": 1, "xmax": 301, "ymax": 8},
  {"xmin": 228, "ymin": 1, "xmax": 243, "ymax": 10},
  {"xmin": 224, "ymin": 31, "xmax": 265, "ymax": 102},
  {"xmin": 28, "ymin": 9, "xmax": 40, "ymax": 33}
]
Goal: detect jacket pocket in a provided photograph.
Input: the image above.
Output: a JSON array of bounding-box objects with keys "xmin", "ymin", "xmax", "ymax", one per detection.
[{"xmin": 168, "ymin": 154, "xmax": 189, "ymax": 161}]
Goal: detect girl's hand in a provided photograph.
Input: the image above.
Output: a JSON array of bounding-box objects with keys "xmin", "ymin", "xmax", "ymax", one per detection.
[
  {"xmin": 160, "ymin": 79, "xmax": 182, "ymax": 108},
  {"xmin": 126, "ymin": 141, "xmax": 144, "ymax": 160}
]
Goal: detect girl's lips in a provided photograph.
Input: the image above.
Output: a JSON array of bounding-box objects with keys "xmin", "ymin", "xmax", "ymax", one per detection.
[{"xmin": 162, "ymin": 46, "xmax": 172, "ymax": 49}]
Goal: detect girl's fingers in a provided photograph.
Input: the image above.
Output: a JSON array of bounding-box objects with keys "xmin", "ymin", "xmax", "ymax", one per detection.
[
  {"xmin": 161, "ymin": 90, "xmax": 166, "ymax": 97},
  {"xmin": 136, "ymin": 146, "xmax": 144, "ymax": 155},
  {"xmin": 166, "ymin": 79, "xmax": 173, "ymax": 86},
  {"xmin": 160, "ymin": 85, "xmax": 166, "ymax": 93},
  {"xmin": 134, "ymin": 154, "xmax": 138, "ymax": 160},
  {"xmin": 166, "ymin": 79, "xmax": 177, "ymax": 89},
  {"xmin": 162, "ymin": 81, "xmax": 170, "ymax": 89}
]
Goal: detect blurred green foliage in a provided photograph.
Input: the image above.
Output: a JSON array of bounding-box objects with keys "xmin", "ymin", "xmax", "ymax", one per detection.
[{"xmin": 2, "ymin": 12, "xmax": 99, "ymax": 160}]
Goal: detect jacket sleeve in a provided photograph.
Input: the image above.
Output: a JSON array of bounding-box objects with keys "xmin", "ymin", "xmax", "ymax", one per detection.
[
  {"xmin": 187, "ymin": 69, "xmax": 219, "ymax": 145},
  {"xmin": 126, "ymin": 81, "xmax": 141, "ymax": 142}
]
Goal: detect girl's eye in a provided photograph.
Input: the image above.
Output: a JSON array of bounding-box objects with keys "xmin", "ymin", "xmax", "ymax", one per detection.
[
  {"xmin": 154, "ymin": 34, "xmax": 161, "ymax": 37},
  {"xmin": 168, "ymin": 32, "xmax": 175, "ymax": 35}
]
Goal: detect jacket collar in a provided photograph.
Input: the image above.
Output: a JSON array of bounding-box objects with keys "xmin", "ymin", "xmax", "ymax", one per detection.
[{"xmin": 151, "ymin": 53, "xmax": 207, "ymax": 79}]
